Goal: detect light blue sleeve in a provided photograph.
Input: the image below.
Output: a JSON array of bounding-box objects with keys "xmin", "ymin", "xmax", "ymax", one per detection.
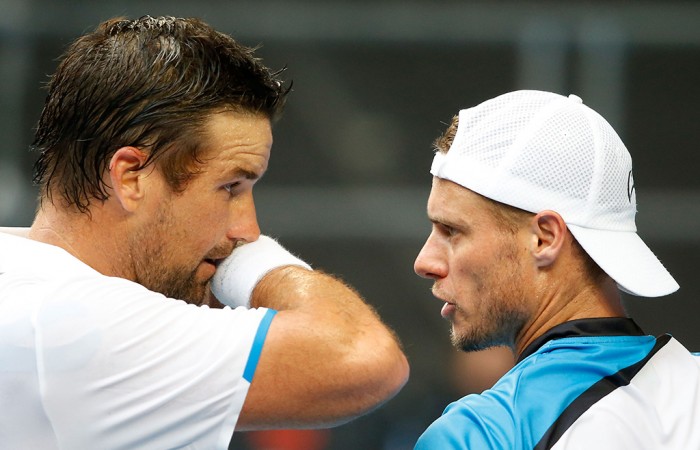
[{"xmin": 414, "ymin": 393, "xmax": 515, "ymax": 450}]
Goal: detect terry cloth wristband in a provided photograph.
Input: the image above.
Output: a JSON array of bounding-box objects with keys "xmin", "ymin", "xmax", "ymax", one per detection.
[{"xmin": 211, "ymin": 235, "xmax": 312, "ymax": 308}]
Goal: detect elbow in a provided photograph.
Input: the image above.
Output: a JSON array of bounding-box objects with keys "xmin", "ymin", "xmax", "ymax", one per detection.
[
  {"xmin": 378, "ymin": 342, "xmax": 410, "ymax": 402},
  {"xmin": 343, "ymin": 334, "xmax": 410, "ymax": 419}
]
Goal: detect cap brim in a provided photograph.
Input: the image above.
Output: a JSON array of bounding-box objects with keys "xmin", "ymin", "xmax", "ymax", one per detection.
[{"xmin": 567, "ymin": 224, "xmax": 679, "ymax": 297}]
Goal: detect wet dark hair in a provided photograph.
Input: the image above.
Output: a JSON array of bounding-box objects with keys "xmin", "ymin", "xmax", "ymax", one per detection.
[{"xmin": 32, "ymin": 16, "xmax": 289, "ymax": 212}]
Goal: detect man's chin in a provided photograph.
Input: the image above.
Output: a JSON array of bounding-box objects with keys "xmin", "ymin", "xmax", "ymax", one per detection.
[
  {"xmin": 157, "ymin": 281, "xmax": 209, "ymax": 306},
  {"xmin": 202, "ymin": 288, "xmax": 226, "ymax": 309},
  {"xmin": 451, "ymin": 328, "xmax": 498, "ymax": 353},
  {"xmin": 186, "ymin": 285, "xmax": 214, "ymax": 306}
]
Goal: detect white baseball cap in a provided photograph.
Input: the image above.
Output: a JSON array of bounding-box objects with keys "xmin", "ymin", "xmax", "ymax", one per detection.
[{"xmin": 431, "ymin": 90, "xmax": 678, "ymax": 297}]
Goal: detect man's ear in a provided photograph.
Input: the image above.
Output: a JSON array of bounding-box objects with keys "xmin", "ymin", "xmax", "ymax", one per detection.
[
  {"xmin": 108, "ymin": 147, "xmax": 149, "ymax": 212},
  {"xmin": 529, "ymin": 210, "xmax": 568, "ymax": 268}
]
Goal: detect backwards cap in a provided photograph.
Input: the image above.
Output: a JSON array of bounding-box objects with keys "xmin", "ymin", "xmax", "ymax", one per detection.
[{"xmin": 431, "ymin": 90, "xmax": 678, "ymax": 297}]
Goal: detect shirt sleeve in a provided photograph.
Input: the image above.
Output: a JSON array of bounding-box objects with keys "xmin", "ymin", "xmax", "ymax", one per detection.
[{"xmin": 414, "ymin": 398, "xmax": 510, "ymax": 450}]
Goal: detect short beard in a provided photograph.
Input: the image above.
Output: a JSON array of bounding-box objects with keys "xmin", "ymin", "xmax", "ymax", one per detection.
[
  {"xmin": 141, "ymin": 264, "xmax": 207, "ymax": 305},
  {"xmin": 128, "ymin": 207, "xmax": 209, "ymax": 306},
  {"xmin": 450, "ymin": 303, "xmax": 528, "ymax": 352},
  {"xmin": 449, "ymin": 238, "xmax": 529, "ymax": 353}
]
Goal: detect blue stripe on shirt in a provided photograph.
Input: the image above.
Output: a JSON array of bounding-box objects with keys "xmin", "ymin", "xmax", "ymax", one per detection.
[{"xmin": 243, "ymin": 308, "xmax": 277, "ymax": 383}]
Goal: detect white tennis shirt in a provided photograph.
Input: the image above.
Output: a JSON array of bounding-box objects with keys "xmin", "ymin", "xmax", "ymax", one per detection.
[{"xmin": 0, "ymin": 232, "xmax": 275, "ymax": 449}]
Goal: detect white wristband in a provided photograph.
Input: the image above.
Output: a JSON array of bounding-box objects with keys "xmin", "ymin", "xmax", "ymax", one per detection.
[{"xmin": 210, "ymin": 235, "xmax": 312, "ymax": 308}]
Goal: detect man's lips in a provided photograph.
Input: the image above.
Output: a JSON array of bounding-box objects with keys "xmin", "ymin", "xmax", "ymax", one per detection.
[
  {"xmin": 204, "ymin": 257, "xmax": 224, "ymax": 268},
  {"xmin": 441, "ymin": 302, "xmax": 456, "ymax": 319},
  {"xmin": 431, "ymin": 288, "xmax": 456, "ymax": 319},
  {"xmin": 206, "ymin": 240, "xmax": 241, "ymax": 266},
  {"xmin": 201, "ymin": 256, "xmax": 228, "ymax": 279},
  {"xmin": 200, "ymin": 259, "xmax": 218, "ymax": 278},
  {"xmin": 204, "ymin": 246, "xmax": 235, "ymax": 268}
]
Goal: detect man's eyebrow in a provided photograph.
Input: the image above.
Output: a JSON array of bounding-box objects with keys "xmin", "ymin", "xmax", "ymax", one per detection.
[
  {"xmin": 427, "ymin": 209, "xmax": 451, "ymax": 224},
  {"xmin": 229, "ymin": 167, "xmax": 263, "ymax": 180},
  {"xmin": 428, "ymin": 213, "xmax": 466, "ymax": 230}
]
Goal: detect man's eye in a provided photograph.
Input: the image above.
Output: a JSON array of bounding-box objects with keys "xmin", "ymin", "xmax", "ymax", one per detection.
[
  {"xmin": 443, "ymin": 224, "xmax": 459, "ymax": 237},
  {"xmin": 224, "ymin": 182, "xmax": 241, "ymax": 194}
]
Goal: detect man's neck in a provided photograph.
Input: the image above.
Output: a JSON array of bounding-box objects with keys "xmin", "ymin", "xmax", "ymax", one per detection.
[
  {"xmin": 29, "ymin": 201, "xmax": 131, "ymax": 279},
  {"xmin": 515, "ymin": 276, "xmax": 625, "ymax": 357}
]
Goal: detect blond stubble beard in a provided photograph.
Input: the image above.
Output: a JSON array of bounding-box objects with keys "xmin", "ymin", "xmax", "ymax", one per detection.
[
  {"xmin": 127, "ymin": 205, "xmax": 210, "ymax": 305},
  {"xmin": 449, "ymin": 238, "xmax": 530, "ymax": 352}
]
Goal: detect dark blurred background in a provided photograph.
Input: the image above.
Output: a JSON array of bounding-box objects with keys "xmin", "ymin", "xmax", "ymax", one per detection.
[{"xmin": 2, "ymin": 1, "xmax": 699, "ymax": 449}]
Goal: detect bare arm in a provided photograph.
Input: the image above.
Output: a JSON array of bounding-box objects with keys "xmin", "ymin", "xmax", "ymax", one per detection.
[{"xmin": 235, "ymin": 266, "xmax": 409, "ymax": 430}]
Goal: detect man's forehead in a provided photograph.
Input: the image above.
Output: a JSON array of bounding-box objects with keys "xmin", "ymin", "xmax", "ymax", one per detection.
[
  {"xmin": 201, "ymin": 110, "xmax": 273, "ymax": 144},
  {"xmin": 198, "ymin": 112, "xmax": 272, "ymax": 166},
  {"xmin": 428, "ymin": 177, "xmax": 494, "ymax": 220}
]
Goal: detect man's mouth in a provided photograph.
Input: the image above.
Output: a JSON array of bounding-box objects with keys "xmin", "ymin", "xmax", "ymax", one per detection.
[
  {"xmin": 441, "ymin": 302, "xmax": 456, "ymax": 319},
  {"xmin": 204, "ymin": 257, "xmax": 223, "ymax": 268}
]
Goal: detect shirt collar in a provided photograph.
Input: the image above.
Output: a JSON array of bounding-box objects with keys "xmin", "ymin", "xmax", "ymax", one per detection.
[{"xmin": 517, "ymin": 317, "xmax": 646, "ymax": 363}]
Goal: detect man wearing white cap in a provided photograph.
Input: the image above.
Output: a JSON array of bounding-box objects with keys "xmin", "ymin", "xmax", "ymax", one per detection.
[{"xmin": 414, "ymin": 90, "xmax": 700, "ymax": 449}]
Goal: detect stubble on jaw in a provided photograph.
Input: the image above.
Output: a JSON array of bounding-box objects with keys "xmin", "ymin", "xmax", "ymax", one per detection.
[
  {"xmin": 449, "ymin": 242, "xmax": 529, "ymax": 353},
  {"xmin": 127, "ymin": 207, "xmax": 210, "ymax": 305},
  {"xmin": 449, "ymin": 300, "xmax": 529, "ymax": 352},
  {"xmin": 131, "ymin": 236, "xmax": 209, "ymax": 305},
  {"xmin": 140, "ymin": 262, "xmax": 207, "ymax": 305}
]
